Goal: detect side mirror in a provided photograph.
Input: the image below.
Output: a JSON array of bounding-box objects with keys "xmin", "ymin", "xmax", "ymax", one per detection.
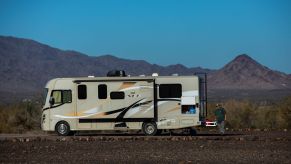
[{"xmin": 49, "ymin": 97, "xmax": 55, "ymax": 106}]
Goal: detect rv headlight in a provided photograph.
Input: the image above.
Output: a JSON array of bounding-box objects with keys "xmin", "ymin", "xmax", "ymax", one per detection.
[{"xmin": 42, "ymin": 114, "xmax": 46, "ymax": 123}]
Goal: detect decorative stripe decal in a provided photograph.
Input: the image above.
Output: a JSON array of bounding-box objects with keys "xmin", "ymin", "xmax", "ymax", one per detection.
[
  {"xmin": 42, "ymin": 103, "xmax": 64, "ymax": 111},
  {"xmin": 116, "ymin": 99, "xmax": 144, "ymax": 121},
  {"xmin": 79, "ymin": 118, "xmax": 154, "ymax": 123},
  {"xmin": 79, "ymin": 100, "xmax": 153, "ymax": 123},
  {"xmin": 104, "ymin": 108, "xmax": 125, "ymax": 115},
  {"xmin": 157, "ymin": 98, "xmax": 180, "ymax": 102}
]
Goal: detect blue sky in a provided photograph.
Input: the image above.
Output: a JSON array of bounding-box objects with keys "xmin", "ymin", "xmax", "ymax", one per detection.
[{"xmin": 0, "ymin": 0, "xmax": 290, "ymax": 73}]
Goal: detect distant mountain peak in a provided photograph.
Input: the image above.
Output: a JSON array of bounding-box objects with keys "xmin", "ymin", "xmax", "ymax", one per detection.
[
  {"xmin": 98, "ymin": 54, "xmax": 117, "ymax": 58},
  {"xmin": 234, "ymin": 54, "xmax": 252, "ymax": 60},
  {"xmin": 231, "ymin": 54, "xmax": 258, "ymax": 65},
  {"xmin": 222, "ymin": 54, "xmax": 264, "ymax": 72},
  {"xmin": 208, "ymin": 54, "xmax": 291, "ymax": 90}
]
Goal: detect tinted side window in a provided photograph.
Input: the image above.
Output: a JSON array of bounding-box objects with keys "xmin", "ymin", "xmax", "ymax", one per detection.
[
  {"xmin": 78, "ymin": 85, "xmax": 87, "ymax": 99},
  {"xmin": 62, "ymin": 90, "xmax": 72, "ymax": 103},
  {"xmin": 159, "ymin": 84, "xmax": 182, "ymax": 98},
  {"xmin": 43, "ymin": 88, "xmax": 48, "ymax": 105},
  {"xmin": 110, "ymin": 91, "xmax": 125, "ymax": 99},
  {"xmin": 98, "ymin": 84, "xmax": 107, "ymax": 99}
]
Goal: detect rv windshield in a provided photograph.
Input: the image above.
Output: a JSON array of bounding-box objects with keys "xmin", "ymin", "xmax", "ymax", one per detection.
[{"xmin": 43, "ymin": 88, "xmax": 48, "ymax": 105}]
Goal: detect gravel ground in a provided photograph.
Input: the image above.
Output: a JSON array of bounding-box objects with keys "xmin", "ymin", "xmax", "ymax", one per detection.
[{"xmin": 0, "ymin": 131, "xmax": 290, "ymax": 163}]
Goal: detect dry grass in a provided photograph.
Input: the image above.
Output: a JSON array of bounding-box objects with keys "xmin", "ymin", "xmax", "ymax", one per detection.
[
  {"xmin": 207, "ymin": 96, "xmax": 291, "ymax": 129},
  {"xmin": 0, "ymin": 101, "xmax": 41, "ymax": 133}
]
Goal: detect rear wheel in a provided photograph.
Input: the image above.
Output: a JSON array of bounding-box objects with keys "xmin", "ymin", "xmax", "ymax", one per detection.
[
  {"xmin": 142, "ymin": 122, "xmax": 157, "ymax": 136},
  {"xmin": 56, "ymin": 121, "xmax": 71, "ymax": 136}
]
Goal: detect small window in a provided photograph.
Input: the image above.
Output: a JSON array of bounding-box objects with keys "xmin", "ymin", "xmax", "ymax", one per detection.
[
  {"xmin": 110, "ymin": 91, "xmax": 125, "ymax": 99},
  {"xmin": 78, "ymin": 85, "xmax": 87, "ymax": 99},
  {"xmin": 62, "ymin": 90, "xmax": 72, "ymax": 103},
  {"xmin": 52, "ymin": 90, "xmax": 62, "ymax": 104},
  {"xmin": 159, "ymin": 84, "xmax": 182, "ymax": 98},
  {"xmin": 98, "ymin": 84, "xmax": 107, "ymax": 99}
]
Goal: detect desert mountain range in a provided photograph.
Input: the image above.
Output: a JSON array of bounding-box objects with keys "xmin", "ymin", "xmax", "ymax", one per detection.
[{"xmin": 0, "ymin": 36, "xmax": 290, "ymax": 103}]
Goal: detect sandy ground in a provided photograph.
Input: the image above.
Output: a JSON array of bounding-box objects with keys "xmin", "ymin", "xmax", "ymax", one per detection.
[{"xmin": 0, "ymin": 131, "xmax": 290, "ymax": 163}]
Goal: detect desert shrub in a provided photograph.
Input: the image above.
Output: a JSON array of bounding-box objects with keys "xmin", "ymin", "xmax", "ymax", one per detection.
[
  {"xmin": 208, "ymin": 100, "xmax": 252, "ymax": 129},
  {"xmin": 207, "ymin": 96, "xmax": 291, "ymax": 130},
  {"xmin": 0, "ymin": 108, "xmax": 11, "ymax": 133},
  {"xmin": 0, "ymin": 101, "xmax": 41, "ymax": 133},
  {"xmin": 223, "ymin": 100, "xmax": 257, "ymax": 129},
  {"xmin": 264, "ymin": 108, "xmax": 278, "ymax": 129},
  {"xmin": 277, "ymin": 96, "xmax": 291, "ymax": 128}
]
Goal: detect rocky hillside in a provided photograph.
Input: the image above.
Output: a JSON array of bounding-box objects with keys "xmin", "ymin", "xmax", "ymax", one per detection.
[
  {"xmin": 0, "ymin": 36, "xmax": 210, "ymax": 103},
  {"xmin": 208, "ymin": 54, "xmax": 291, "ymax": 90},
  {"xmin": 0, "ymin": 35, "xmax": 290, "ymax": 103}
]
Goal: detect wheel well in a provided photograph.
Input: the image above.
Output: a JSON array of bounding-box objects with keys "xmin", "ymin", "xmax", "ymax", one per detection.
[{"xmin": 142, "ymin": 121, "xmax": 156, "ymax": 127}]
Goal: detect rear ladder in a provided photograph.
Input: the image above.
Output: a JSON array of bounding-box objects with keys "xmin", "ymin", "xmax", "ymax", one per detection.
[{"xmin": 194, "ymin": 73, "xmax": 207, "ymax": 121}]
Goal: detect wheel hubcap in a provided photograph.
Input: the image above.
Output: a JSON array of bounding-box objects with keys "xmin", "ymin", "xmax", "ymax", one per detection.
[
  {"xmin": 58, "ymin": 124, "xmax": 67, "ymax": 134},
  {"xmin": 146, "ymin": 125, "xmax": 154, "ymax": 134}
]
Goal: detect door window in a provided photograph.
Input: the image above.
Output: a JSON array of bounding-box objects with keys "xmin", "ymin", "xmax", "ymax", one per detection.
[{"xmin": 62, "ymin": 90, "xmax": 72, "ymax": 103}]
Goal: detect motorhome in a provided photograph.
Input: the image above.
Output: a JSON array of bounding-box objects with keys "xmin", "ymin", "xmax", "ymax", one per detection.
[{"xmin": 41, "ymin": 71, "xmax": 207, "ymax": 136}]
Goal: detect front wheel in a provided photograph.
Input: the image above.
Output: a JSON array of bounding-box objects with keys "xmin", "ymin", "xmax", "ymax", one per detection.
[
  {"xmin": 56, "ymin": 121, "xmax": 71, "ymax": 136},
  {"xmin": 142, "ymin": 122, "xmax": 157, "ymax": 136}
]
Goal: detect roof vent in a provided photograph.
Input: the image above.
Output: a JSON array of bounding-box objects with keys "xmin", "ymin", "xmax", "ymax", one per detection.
[
  {"xmin": 107, "ymin": 70, "xmax": 126, "ymax": 77},
  {"xmin": 152, "ymin": 73, "xmax": 159, "ymax": 77}
]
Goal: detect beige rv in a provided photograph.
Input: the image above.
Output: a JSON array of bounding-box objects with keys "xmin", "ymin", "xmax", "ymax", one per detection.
[{"xmin": 41, "ymin": 73, "xmax": 207, "ymax": 136}]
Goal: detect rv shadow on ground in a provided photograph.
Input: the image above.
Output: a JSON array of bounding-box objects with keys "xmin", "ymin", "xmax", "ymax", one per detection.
[{"xmin": 74, "ymin": 132, "xmax": 243, "ymax": 137}]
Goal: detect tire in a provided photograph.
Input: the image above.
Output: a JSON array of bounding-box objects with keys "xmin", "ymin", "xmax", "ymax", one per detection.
[
  {"xmin": 189, "ymin": 128, "xmax": 197, "ymax": 136},
  {"xmin": 142, "ymin": 122, "xmax": 157, "ymax": 136},
  {"xmin": 55, "ymin": 121, "xmax": 71, "ymax": 136}
]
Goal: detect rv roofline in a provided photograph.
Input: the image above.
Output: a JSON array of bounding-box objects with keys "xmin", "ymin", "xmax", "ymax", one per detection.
[
  {"xmin": 59, "ymin": 75, "xmax": 197, "ymax": 79},
  {"xmin": 48, "ymin": 75, "xmax": 199, "ymax": 84},
  {"xmin": 73, "ymin": 78, "xmax": 155, "ymax": 83},
  {"xmin": 72, "ymin": 75, "xmax": 198, "ymax": 83}
]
